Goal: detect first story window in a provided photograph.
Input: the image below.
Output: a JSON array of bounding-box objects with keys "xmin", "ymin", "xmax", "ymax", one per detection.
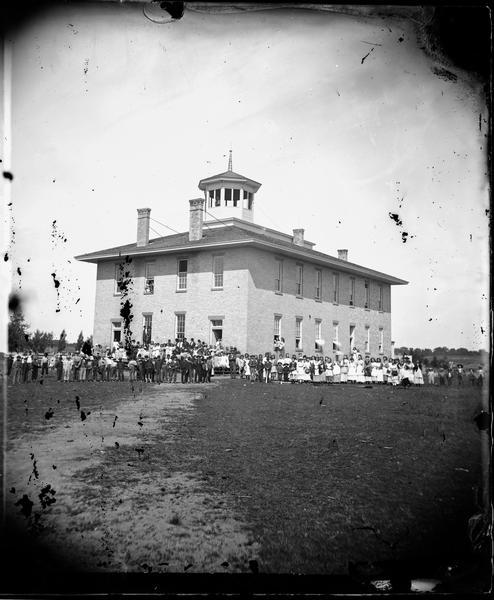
[
  {"xmin": 144, "ymin": 262, "xmax": 155, "ymax": 294},
  {"xmin": 295, "ymin": 317, "xmax": 303, "ymax": 350},
  {"xmin": 315, "ymin": 319, "xmax": 322, "ymax": 351},
  {"xmin": 333, "ymin": 272, "xmax": 340, "ymax": 303},
  {"xmin": 215, "ymin": 189, "xmax": 221, "ymax": 207},
  {"xmin": 364, "ymin": 280, "xmax": 370, "ymax": 309},
  {"xmin": 275, "ymin": 258, "xmax": 283, "ymax": 293},
  {"xmin": 333, "ymin": 321, "xmax": 339, "ymax": 352},
  {"xmin": 379, "ymin": 328, "xmax": 384, "ymax": 354},
  {"xmin": 212, "ymin": 255, "xmax": 224, "ymax": 288},
  {"xmin": 111, "ymin": 320, "xmax": 122, "ymax": 343},
  {"xmin": 175, "ymin": 313, "xmax": 186, "ymax": 340},
  {"xmin": 365, "ymin": 326, "xmax": 370, "ymax": 354},
  {"xmin": 225, "ymin": 188, "xmax": 232, "ymax": 205},
  {"xmin": 210, "ymin": 318, "xmax": 223, "ymax": 344},
  {"xmin": 209, "ymin": 190, "xmax": 214, "ymax": 207},
  {"xmin": 143, "ymin": 314, "xmax": 152, "ymax": 345},
  {"xmin": 273, "ymin": 314, "xmax": 281, "ymax": 341},
  {"xmin": 349, "ymin": 324, "xmax": 356, "ymax": 351},
  {"xmin": 233, "ymin": 188, "xmax": 240, "ymax": 207},
  {"xmin": 177, "ymin": 259, "xmax": 188, "ymax": 290}
]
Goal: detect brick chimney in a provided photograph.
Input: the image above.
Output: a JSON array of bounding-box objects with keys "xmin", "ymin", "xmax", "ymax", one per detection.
[
  {"xmin": 137, "ymin": 208, "xmax": 151, "ymax": 247},
  {"xmin": 293, "ymin": 228, "xmax": 304, "ymax": 246},
  {"xmin": 338, "ymin": 249, "xmax": 348, "ymax": 261},
  {"xmin": 189, "ymin": 198, "xmax": 205, "ymax": 242}
]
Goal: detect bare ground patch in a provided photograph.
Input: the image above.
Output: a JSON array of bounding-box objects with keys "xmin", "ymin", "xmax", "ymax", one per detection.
[{"xmin": 5, "ymin": 382, "xmax": 260, "ymax": 573}]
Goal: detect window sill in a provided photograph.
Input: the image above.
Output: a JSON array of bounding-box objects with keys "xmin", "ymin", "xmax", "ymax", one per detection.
[
  {"xmin": 349, "ymin": 304, "xmax": 355, "ymax": 309},
  {"xmin": 143, "ymin": 292, "xmax": 154, "ymax": 296},
  {"xmin": 315, "ymin": 298, "xmax": 322, "ymax": 303},
  {"xmin": 176, "ymin": 289, "xmax": 187, "ymax": 293},
  {"xmin": 211, "ymin": 287, "xmax": 224, "ymax": 291},
  {"xmin": 296, "ymin": 295, "xmax": 303, "ymax": 299},
  {"xmin": 113, "ymin": 293, "xmax": 123, "ymax": 297},
  {"xmin": 365, "ymin": 308, "xmax": 370, "ymax": 312},
  {"xmin": 275, "ymin": 291, "xmax": 283, "ymax": 296},
  {"xmin": 332, "ymin": 302, "xmax": 339, "ymax": 306}
]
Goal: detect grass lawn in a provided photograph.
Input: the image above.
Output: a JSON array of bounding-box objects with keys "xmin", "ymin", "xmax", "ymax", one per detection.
[{"xmin": 2, "ymin": 376, "xmax": 488, "ymax": 590}]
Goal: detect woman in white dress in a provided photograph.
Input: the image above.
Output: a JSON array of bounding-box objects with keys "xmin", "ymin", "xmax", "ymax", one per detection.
[
  {"xmin": 333, "ymin": 359, "xmax": 341, "ymax": 383},
  {"xmin": 376, "ymin": 359, "xmax": 384, "ymax": 384},
  {"xmin": 348, "ymin": 358, "xmax": 356, "ymax": 383},
  {"xmin": 340, "ymin": 356, "xmax": 349, "ymax": 383},
  {"xmin": 413, "ymin": 364, "xmax": 424, "ymax": 385},
  {"xmin": 356, "ymin": 356, "xmax": 365, "ymax": 384}
]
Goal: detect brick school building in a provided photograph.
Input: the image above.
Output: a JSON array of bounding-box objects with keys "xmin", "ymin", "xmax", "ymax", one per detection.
[{"xmin": 76, "ymin": 157, "xmax": 407, "ymax": 356}]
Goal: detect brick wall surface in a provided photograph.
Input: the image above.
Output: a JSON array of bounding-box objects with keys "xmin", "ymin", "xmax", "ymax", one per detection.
[{"xmin": 93, "ymin": 244, "xmax": 394, "ymax": 356}]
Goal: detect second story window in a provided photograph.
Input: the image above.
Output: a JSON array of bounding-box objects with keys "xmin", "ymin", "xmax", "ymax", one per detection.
[
  {"xmin": 364, "ymin": 280, "xmax": 370, "ymax": 309},
  {"xmin": 233, "ymin": 189, "xmax": 240, "ymax": 207},
  {"xmin": 332, "ymin": 272, "xmax": 339, "ymax": 303},
  {"xmin": 144, "ymin": 262, "xmax": 155, "ymax": 295},
  {"xmin": 213, "ymin": 255, "xmax": 224, "ymax": 288},
  {"xmin": 378, "ymin": 284, "xmax": 383, "ymax": 311},
  {"xmin": 349, "ymin": 278, "xmax": 355, "ymax": 306},
  {"xmin": 315, "ymin": 269, "xmax": 322, "ymax": 300},
  {"xmin": 115, "ymin": 264, "xmax": 124, "ymax": 295},
  {"xmin": 275, "ymin": 259, "xmax": 283, "ymax": 293},
  {"xmin": 177, "ymin": 259, "xmax": 188, "ymax": 291},
  {"xmin": 296, "ymin": 264, "xmax": 303, "ymax": 296}
]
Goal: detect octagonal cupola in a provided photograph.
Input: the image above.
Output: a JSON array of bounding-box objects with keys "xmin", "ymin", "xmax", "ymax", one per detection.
[{"xmin": 198, "ymin": 151, "xmax": 262, "ymax": 223}]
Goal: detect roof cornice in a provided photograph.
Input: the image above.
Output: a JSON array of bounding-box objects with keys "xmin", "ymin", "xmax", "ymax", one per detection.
[{"xmin": 75, "ymin": 237, "xmax": 407, "ymax": 285}]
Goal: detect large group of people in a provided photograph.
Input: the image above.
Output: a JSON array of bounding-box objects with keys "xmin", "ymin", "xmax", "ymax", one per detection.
[{"xmin": 6, "ymin": 338, "xmax": 485, "ymax": 388}]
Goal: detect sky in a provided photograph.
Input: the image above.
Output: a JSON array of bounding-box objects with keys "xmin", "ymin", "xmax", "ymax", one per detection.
[{"xmin": 1, "ymin": 3, "xmax": 489, "ymax": 351}]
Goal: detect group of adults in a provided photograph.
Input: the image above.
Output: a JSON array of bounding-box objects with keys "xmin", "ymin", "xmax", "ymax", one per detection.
[{"xmin": 6, "ymin": 339, "xmax": 485, "ymax": 388}]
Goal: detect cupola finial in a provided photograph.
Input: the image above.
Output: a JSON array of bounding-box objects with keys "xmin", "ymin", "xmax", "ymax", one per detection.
[{"xmin": 228, "ymin": 149, "xmax": 232, "ymax": 171}]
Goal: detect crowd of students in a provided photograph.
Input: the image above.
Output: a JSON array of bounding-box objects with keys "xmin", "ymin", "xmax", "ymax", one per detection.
[{"xmin": 6, "ymin": 338, "xmax": 485, "ymax": 388}]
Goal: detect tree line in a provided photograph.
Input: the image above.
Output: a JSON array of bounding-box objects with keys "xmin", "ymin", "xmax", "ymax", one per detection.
[{"xmin": 8, "ymin": 310, "xmax": 90, "ymax": 353}]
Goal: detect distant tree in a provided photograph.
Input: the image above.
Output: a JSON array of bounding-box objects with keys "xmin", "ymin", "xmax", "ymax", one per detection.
[
  {"xmin": 30, "ymin": 330, "xmax": 54, "ymax": 353},
  {"xmin": 8, "ymin": 310, "xmax": 30, "ymax": 351},
  {"xmin": 58, "ymin": 329, "xmax": 67, "ymax": 352},
  {"xmin": 422, "ymin": 357, "xmax": 429, "ymax": 367},
  {"xmin": 423, "ymin": 348, "xmax": 432, "ymax": 355},
  {"xmin": 75, "ymin": 330, "xmax": 84, "ymax": 352},
  {"xmin": 433, "ymin": 346, "xmax": 449, "ymax": 354},
  {"xmin": 431, "ymin": 355, "xmax": 438, "ymax": 368}
]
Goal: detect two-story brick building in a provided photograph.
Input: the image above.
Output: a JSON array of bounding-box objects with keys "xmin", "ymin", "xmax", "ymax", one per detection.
[{"xmin": 76, "ymin": 158, "xmax": 407, "ymax": 356}]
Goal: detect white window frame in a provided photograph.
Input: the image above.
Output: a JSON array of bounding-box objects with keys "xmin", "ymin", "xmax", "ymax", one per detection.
[
  {"xmin": 349, "ymin": 324, "xmax": 356, "ymax": 351},
  {"xmin": 274, "ymin": 314, "xmax": 282, "ymax": 342},
  {"xmin": 144, "ymin": 262, "xmax": 155, "ymax": 295},
  {"xmin": 333, "ymin": 321, "xmax": 339, "ymax": 352},
  {"xmin": 212, "ymin": 255, "xmax": 224, "ymax": 289},
  {"xmin": 142, "ymin": 313, "xmax": 152, "ymax": 345},
  {"xmin": 296, "ymin": 264, "xmax": 303, "ymax": 297},
  {"xmin": 175, "ymin": 313, "xmax": 186, "ymax": 340},
  {"xmin": 114, "ymin": 263, "xmax": 124, "ymax": 295},
  {"xmin": 364, "ymin": 280, "xmax": 370, "ymax": 309},
  {"xmin": 315, "ymin": 268, "xmax": 322, "ymax": 301},
  {"xmin": 210, "ymin": 318, "xmax": 223, "ymax": 345},
  {"xmin": 177, "ymin": 258, "xmax": 188, "ymax": 291},
  {"xmin": 315, "ymin": 319, "xmax": 322, "ymax": 351},
  {"xmin": 333, "ymin": 272, "xmax": 339, "ymax": 303},
  {"xmin": 111, "ymin": 319, "xmax": 122, "ymax": 344},
  {"xmin": 295, "ymin": 317, "xmax": 303, "ymax": 350},
  {"xmin": 275, "ymin": 258, "xmax": 283, "ymax": 293}
]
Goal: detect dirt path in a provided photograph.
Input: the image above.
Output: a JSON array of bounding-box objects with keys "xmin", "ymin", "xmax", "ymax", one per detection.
[{"xmin": 5, "ymin": 384, "xmax": 260, "ymax": 573}]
